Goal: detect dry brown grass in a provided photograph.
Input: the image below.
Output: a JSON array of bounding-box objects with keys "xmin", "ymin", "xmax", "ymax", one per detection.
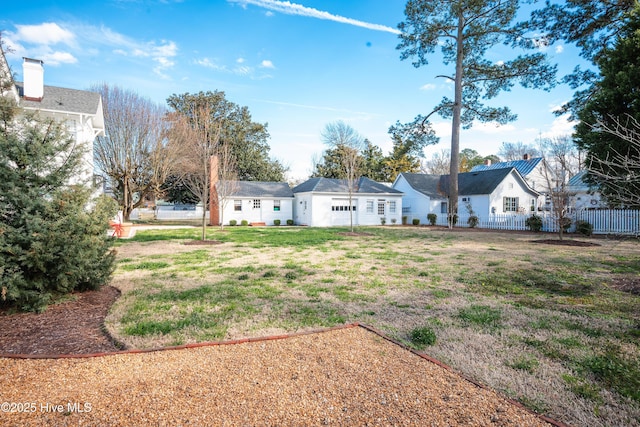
[{"xmin": 106, "ymin": 227, "xmax": 640, "ymax": 426}]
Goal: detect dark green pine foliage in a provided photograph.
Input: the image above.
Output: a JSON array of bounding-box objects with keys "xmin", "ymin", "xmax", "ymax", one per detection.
[
  {"xmin": 574, "ymin": 9, "xmax": 640, "ymax": 208},
  {"xmin": 0, "ymin": 98, "xmax": 118, "ymax": 312}
]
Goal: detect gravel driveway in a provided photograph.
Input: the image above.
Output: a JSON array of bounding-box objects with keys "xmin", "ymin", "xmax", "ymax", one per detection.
[{"xmin": 1, "ymin": 325, "xmax": 560, "ymax": 426}]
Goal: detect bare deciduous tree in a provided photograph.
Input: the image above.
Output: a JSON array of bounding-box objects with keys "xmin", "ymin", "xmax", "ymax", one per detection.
[
  {"xmin": 586, "ymin": 114, "xmax": 640, "ymax": 208},
  {"xmin": 422, "ymin": 149, "xmax": 451, "ymax": 175},
  {"xmin": 498, "ymin": 141, "xmax": 541, "ymax": 161},
  {"xmin": 321, "ymin": 121, "xmax": 364, "ymax": 232},
  {"xmin": 537, "ymin": 135, "xmax": 584, "ymax": 240},
  {"xmin": 93, "ymin": 84, "xmax": 177, "ymax": 220},
  {"xmin": 166, "ymin": 103, "xmax": 223, "ymax": 240}
]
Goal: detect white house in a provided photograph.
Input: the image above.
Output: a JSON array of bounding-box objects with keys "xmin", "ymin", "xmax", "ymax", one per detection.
[
  {"xmin": 470, "ymin": 154, "xmax": 553, "ymax": 193},
  {"xmin": 567, "ymin": 170, "xmax": 607, "ymax": 211},
  {"xmin": 2, "ymin": 53, "xmax": 105, "ymax": 188},
  {"xmin": 393, "ymin": 168, "xmax": 541, "ymax": 223},
  {"xmin": 220, "ymin": 181, "xmax": 294, "ymax": 226},
  {"xmin": 292, "ymin": 177, "xmax": 403, "ymax": 226}
]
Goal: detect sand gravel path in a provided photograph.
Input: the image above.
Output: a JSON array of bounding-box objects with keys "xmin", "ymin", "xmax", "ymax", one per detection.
[{"xmin": 0, "ymin": 325, "xmax": 559, "ymax": 426}]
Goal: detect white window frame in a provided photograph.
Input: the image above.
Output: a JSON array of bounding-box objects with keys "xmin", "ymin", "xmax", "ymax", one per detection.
[
  {"xmin": 503, "ymin": 197, "xmax": 519, "ymax": 212},
  {"xmin": 234, "ymin": 200, "xmax": 242, "ymax": 211}
]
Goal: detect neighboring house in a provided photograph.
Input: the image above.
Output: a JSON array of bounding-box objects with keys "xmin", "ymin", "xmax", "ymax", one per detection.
[
  {"xmin": 470, "ymin": 154, "xmax": 553, "ymax": 193},
  {"xmin": 566, "ymin": 170, "xmax": 607, "ymax": 210},
  {"xmin": 1, "ymin": 53, "xmax": 105, "ymax": 188},
  {"xmin": 292, "ymin": 177, "xmax": 403, "ymax": 227},
  {"xmin": 220, "ymin": 181, "xmax": 294, "ymax": 226},
  {"xmin": 393, "ymin": 168, "xmax": 540, "ymax": 223}
]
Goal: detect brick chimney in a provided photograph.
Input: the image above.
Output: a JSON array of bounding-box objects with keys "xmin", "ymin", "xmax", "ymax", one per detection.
[
  {"xmin": 209, "ymin": 155, "xmax": 220, "ymax": 226},
  {"xmin": 22, "ymin": 58, "xmax": 44, "ymax": 101},
  {"xmin": 484, "ymin": 159, "xmax": 492, "ymax": 166},
  {"xmin": 523, "ymin": 153, "xmax": 530, "ymax": 160}
]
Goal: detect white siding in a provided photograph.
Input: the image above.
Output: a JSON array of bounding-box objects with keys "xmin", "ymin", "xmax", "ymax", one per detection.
[
  {"xmin": 223, "ymin": 197, "xmax": 293, "ymax": 225},
  {"xmin": 293, "ymin": 192, "xmax": 403, "ymax": 227}
]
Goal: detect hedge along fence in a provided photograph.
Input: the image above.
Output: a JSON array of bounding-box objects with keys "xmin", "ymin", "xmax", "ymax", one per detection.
[{"xmin": 426, "ymin": 210, "xmax": 640, "ymax": 235}]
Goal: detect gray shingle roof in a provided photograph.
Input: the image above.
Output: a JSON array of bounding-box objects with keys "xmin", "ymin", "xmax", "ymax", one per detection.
[
  {"xmin": 400, "ymin": 168, "xmax": 530, "ymax": 197},
  {"xmin": 16, "ymin": 82, "xmax": 102, "ymax": 115},
  {"xmin": 225, "ymin": 181, "xmax": 294, "ymax": 198},
  {"xmin": 470, "ymin": 157, "xmax": 542, "ymax": 177},
  {"xmin": 293, "ymin": 177, "xmax": 403, "ymax": 194}
]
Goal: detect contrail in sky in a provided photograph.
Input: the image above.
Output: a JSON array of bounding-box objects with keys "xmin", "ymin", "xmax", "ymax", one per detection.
[{"xmin": 229, "ymin": 0, "xmax": 401, "ymax": 35}]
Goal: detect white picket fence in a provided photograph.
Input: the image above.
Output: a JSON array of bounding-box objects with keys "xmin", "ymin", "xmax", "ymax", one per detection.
[{"xmin": 426, "ymin": 210, "xmax": 640, "ymax": 236}]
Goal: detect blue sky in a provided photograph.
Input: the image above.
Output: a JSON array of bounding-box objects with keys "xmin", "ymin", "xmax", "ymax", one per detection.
[{"xmin": 2, "ymin": 0, "xmax": 582, "ymax": 180}]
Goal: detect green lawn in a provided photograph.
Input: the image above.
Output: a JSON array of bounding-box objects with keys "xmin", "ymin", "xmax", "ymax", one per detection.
[{"xmin": 106, "ymin": 226, "xmax": 640, "ymax": 426}]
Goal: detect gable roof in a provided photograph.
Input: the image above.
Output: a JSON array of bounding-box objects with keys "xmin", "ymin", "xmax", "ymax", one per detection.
[
  {"xmin": 15, "ymin": 82, "xmax": 102, "ymax": 116},
  {"xmin": 225, "ymin": 181, "xmax": 294, "ymax": 198},
  {"xmin": 399, "ymin": 168, "xmax": 538, "ymax": 198},
  {"xmin": 293, "ymin": 177, "xmax": 403, "ymax": 194},
  {"xmin": 470, "ymin": 157, "xmax": 543, "ymax": 177}
]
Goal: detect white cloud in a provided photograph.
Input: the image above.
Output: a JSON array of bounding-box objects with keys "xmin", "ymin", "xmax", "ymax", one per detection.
[
  {"xmin": 228, "ymin": 0, "xmax": 401, "ymax": 34},
  {"xmin": 541, "ymin": 114, "xmax": 576, "ymax": 138},
  {"xmin": 14, "ymin": 22, "xmax": 75, "ymax": 46},
  {"xmin": 420, "ymin": 83, "xmax": 436, "ymax": 91},
  {"xmin": 237, "ymin": 57, "xmax": 245, "ymax": 63},
  {"xmin": 41, "ymin": 51, "xmax": 77, "ymax": 66},
  {"xmin": 260, "ymin": 59, "xmax": 275, "ymax": 69},
  {"xmin": 555, "ymin": 45, "xmax": 564, "ymax": 54}
]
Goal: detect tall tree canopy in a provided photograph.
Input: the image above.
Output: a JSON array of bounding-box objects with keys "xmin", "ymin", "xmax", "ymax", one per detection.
[
  {"xmin": 397, "ymin": 0, "xmax": 556, "ymax": 226},
  {"xmin": 574, "ymin": 8, "xmax": 640, "ymax": 207},
  {"xmin": 529, "ymin": 0, "xmax": 635, "ymax": 117},
  {"xmin": 167, "ymin": 90, "xmax": 286, "ymax": 184}
]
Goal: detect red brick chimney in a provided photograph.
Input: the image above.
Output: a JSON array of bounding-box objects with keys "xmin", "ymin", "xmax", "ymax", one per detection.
[
  {"xmin": 523, "ymin": 153, "xmax": 530, "ymax": 160},
  {"xmin": 209, "ymin": 155, "xmax": 220, "ymax": 226},
  {"xmin": 484, "ymin": 159, "xmax": 492, "ymax": 166}
]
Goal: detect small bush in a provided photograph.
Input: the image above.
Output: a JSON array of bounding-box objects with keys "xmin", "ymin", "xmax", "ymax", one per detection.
[
  {"xmin": 286, "ymin": 219, "xmax": 294, "ymax": 226},
  {"xmin": 410, "ymin": 326, "xmax": 437, "ymax": 348},
  {"xmin": 427, "ymin": 213, "xmax": 437, "ymax": 226},
  {"xmin": 576, "ymin": 220, "xmax": 593, "ymax": 236},
  {"xmin": 229, "ymin": 219, "xmax": 237, "ymax": 226},
  {"xmin": 273, "ymin": 219, "xmax": 281, "ymax": 226},
  {"xmin": 391, "ymin": 218, "xmax": 397, "ymax": 225},
  {"xmin": 412, "ymin": 218, "xmax": 420, "ymax": 226},
  {"xmin": 240, "ymin": 220, "xmax": 249, "ymax": 226},
  {"xmin": 561, "ymin": 216, "xmax": 572, "ymax": 231},
  {"xmin": 380, "ymin": 217, "xmax": 386, "ymax": 225},
  {"xmin": 467, "ymin": 215, "xmax": 479, "ymax": 228},
  {"xmin": 449, "ymin": 214, "xmax": 458, "ymax": 226},
  {"xmin": 526, "ymin": 214, "xmax": 543, "ymax": 232},
  {"xmin": 402, "ymin": 216, "xmax": 408, "ymax": 225}
]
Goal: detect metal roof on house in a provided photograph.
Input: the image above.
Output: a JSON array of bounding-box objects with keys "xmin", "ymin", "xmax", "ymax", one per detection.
[
  {"xmin": 15, "ymin": 82, "xmax": 102, "ymax": 116},
  {"xmin": 470, "ymin": 157, "xmax": 543, "ymax": 177},
  {"xmin": 400, "ymin": 168, "xmax": 537, "ymax": 198},
  {"xmin": 292, "ymin": 177, "xmax": 403, "ymax": 194},
  {"xmin": 226, "ymin": 181, "xmax": 294, "ymax": 198},
  {"xmin": 567, "ymin": 170, "xmax": 599, "ymax": 192}
]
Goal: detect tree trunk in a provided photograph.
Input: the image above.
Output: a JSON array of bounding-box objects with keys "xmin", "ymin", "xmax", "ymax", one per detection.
[{"xmin": 449, "ymin": 14, "xmax": 465, "ymax": 229}]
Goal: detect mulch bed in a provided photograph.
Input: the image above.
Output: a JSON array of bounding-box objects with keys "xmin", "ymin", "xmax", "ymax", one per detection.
[{"xmin": 0, "ymin": 286, "xmax": 123, "ymax": 355}]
